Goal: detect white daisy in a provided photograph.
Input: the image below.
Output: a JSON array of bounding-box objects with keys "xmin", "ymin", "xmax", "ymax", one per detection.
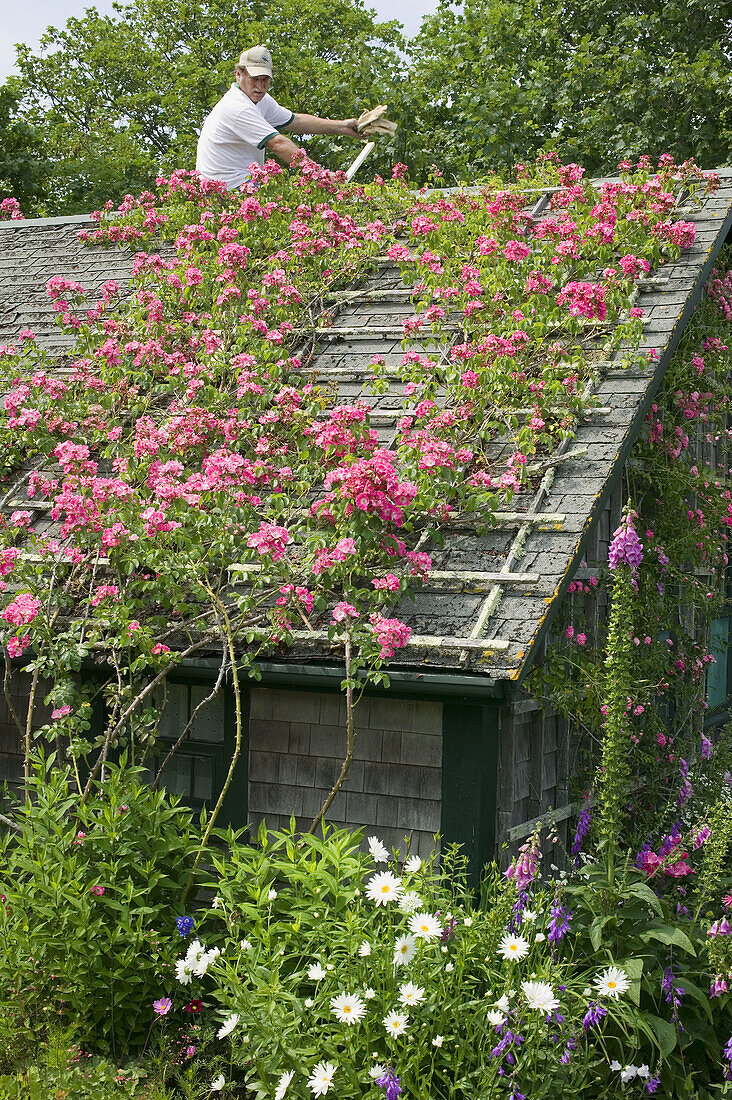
[
  {"xmin": 175, "ymin": 958, "xmax": 193, "ymax": 985},
  {"xmin": 486, "ymin": 1009, "xmax": 506, "ymax": 1026},
  {"xmin": 358, "ymin": 941, "xmax": 372, "ymax": 957},
  {"xmin": 594, "ymin": 966, "xmax": 630, "ymax": 999},
  {"xmin": 383, "ymin": 1009, "xmax": 409, "ymax": 1036},
  {"xmin": 497, "ymin": 933, "xmax": 530, "ymax": 961},
  {"xmin": 408, "ymin": 912, "xmax": 442, "ymax": 941},
  {"xmin": 398, "ymin": 890, "xmax": 422, "ymax": 914},
  {"xmin": 330, "ymin": 991, "xmax": 367, "ymax": 1026},
  {"xmin": 369, "ymin": 1064, "xmax": 387, "ymax": 1080},
  {"xmin": 366, "ymin": 871, "xmax": 403, "ymax": 906},
  {"xmin": 307, "ymin": 1061, "xmax": 336, "ymax": 1097},
  {"xmin": 393, "ymin": 934, "xmax": 417, "ymax": 967},
  {"xmin": 404, "ymin": 854, "xmax": 422, "ymax": 873},
  {"xmin": 275, "ymin": 1070, "xmax": 294, "ymax": 1100},
  {"xmin": 495, "ymin": 994, "xmax": 511, "ymax": 1012},
  {"xmin": 211, "ymin": 1075, "xmax": 225, "ymax": 1092},
  {"xmin": 432, "ymin": 1035, "xmax": 444, "ymax": 1047},
  {"xmin": 398, "ymin": 982, "xmax": 425, "ymax": 1006},
  {"xmin": 368, "ymin": 836, "xmax": 390, "ymax": 863},
  {"xmin": 307, "ymin": 962, "xmax": 327, "ymax": 981},
  {"xmin": 521, "ymin": 980, "xmax": 560, "ymax": 1013},
  {"xmin": 522, "ymin": 909, "xmax": 538, "ymax": 923},
  {"xmin": 363, "ymin": 987, "xmax": 376, "ymax": 999},
  {"xmin": 217, "ymin": 1012, "xmax": 240, "ymax": 1039}
]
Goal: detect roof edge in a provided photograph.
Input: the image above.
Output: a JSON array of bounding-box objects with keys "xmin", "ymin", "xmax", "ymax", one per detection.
[{"xmin": 514, "ymin": 192, "xmax": 732, "ymax": 687}]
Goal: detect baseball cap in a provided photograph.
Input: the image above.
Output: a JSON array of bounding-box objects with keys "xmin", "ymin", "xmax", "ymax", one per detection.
[{"xmin": 238, "ymin": 45, "xmax": 273, "ymax": 77}]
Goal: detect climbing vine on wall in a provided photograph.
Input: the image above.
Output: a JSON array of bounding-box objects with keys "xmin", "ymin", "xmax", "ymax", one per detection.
[{"xmin": 532, "ymin": 252, "xmax": 732, "ymax": 848}]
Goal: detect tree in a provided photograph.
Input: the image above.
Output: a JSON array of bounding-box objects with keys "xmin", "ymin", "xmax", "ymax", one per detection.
[
  {"xmin": 7, "ymin": 0, "xmax": 404, "ymax": 213},
  {"xmin": 404, "ymin": 0, "xmax": 732, "ymax": 182},
  {"xmin": 0, "ymin": 84, "xmax": 49, "ymax": 212}
]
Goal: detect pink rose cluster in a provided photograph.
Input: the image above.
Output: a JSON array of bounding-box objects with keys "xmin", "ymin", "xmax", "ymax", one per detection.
[{"xmin": 2, "ymin": 592, "xmax": 41, "ymax": 627}]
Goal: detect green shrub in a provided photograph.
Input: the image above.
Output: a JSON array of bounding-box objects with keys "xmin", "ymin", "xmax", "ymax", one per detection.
[
  {"xmin": 154, "ymin": 821, "xmax": 732, "ymax": 1099},
  {"xmin": 0, "ymin": 757, "xmax": 202, "ymax": 1054}
]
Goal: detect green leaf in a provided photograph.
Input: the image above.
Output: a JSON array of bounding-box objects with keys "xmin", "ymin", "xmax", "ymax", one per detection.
[
  {"xmin": 625, "ymin": 880, "xmax": 663, "ymax": 917},
  {"xmin": 639, "ymin": 924, "xmax": 696, "ymax": 955},
  {"xmin": 646, "ymin": 1013, "xmax": 677, "ymax": 1056},
  {"xmin": 589, "ymin": 913, "xmax": 614, "ymax": 951},
  {"xmin": 620, "ymin": 956, "xmax": 644, "ymax": 1006}
]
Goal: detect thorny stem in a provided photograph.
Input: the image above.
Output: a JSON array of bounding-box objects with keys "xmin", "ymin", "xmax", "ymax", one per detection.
[
  {"xmin": 182, "ymin": 584, "xmax": 243, "ymax": 903},
  {"xmin": 23, "ymin": 657, "xmax": 42, "ymax": 786},
  {"xmin": 308, "ymin": 634, "xmax": 356, "ymax": 835},
  {"xmin": 80, "ymin": 633, "xmax": 218, "ymax": 804},
  {"xmin": 152, "ymin": 650, "xmax": 227, "ymax": 792}
]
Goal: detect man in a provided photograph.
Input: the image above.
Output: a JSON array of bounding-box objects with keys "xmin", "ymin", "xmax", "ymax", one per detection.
[{"xmin": 196, "ymin": 45, "xmax": 363, "ymax": 190}]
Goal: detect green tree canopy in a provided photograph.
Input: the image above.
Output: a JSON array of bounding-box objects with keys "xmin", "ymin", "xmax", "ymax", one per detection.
[
  {"xmin": 405, "ymin": 0, "xmax": 732, "ymax": 182},
  {"xmin": 0, "ymin": 84, "xmax": 49, "ymax": 212},
  {"xmin": 5, "ymin": 0, "xmax": 404, "ymax": 213}
]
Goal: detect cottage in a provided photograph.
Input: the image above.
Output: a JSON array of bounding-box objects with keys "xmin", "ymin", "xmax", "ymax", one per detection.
[{"xmin": 1, "ymin": 163, "xmax": 731, "ymax": 879}]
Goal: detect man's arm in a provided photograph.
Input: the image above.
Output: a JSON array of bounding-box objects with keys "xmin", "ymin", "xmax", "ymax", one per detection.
[
  {"xmin": 285, "ymin": 113, "xmax": 362, "ymax": 138},
  {"xmin": 264, "ymin": 132, "xmax": 304, "ymax": 166}
]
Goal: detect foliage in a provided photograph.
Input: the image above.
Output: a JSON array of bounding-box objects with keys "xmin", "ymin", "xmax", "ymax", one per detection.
[
  {"xmin": 532, "ymin": 250, "xmax": 732, "ymax": 854},
  {"xmin": 0, "ymin": 155, "xmax": 730, "ymax": 1094},
  {"xmin": 0, "ymin": 156, "xmax": 713, "ymax": 826},
  {"xmin": 405, "ymin": 0, "xmax": 732, "ymax": 183},
  {"xmin": 0, "ymin": 759, "xmax": 202, "ymax": 1052},
  {"xmin": 0, "ymin": 85, "xmax": 48, "ymax": 214},
  {"xmin": 1, "ymin": 0, "xmax": 403, "ymax": 214},
  {"xmin": 124, "ymin": 819, "xmax": 732, "ymax": 1098}
]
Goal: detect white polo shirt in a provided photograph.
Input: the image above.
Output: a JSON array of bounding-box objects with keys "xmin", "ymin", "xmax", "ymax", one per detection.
[{"xmin": 196, "ymin": 85, "xmax": 294, "ymax": 190}]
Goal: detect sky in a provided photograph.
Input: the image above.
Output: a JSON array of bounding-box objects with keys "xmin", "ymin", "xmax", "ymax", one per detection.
[{"xmin": 0, "ymin": 0, "xmax": 435, "ymax": 84}]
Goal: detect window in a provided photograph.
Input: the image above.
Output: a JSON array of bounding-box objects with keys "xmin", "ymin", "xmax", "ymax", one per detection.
[
  {"xmin": 707, "ymin": 616, "xmax": 730, "ymax": 713},
  {"xmin": 146, "ymin": 678, "xmax": 247, "ymax": 824}
]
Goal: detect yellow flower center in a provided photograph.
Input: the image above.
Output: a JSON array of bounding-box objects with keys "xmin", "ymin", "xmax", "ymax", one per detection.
[
  {"xmin": 381, "ymin": 885, "xmax": 390, "ymax": 893},
  {"xmin": 608, "ymin": 981, "xmax": 617, "ymax": 989},
  {"xmin": 344, "ymin": 1005, "xmax": 351, "ymax": 1012}
]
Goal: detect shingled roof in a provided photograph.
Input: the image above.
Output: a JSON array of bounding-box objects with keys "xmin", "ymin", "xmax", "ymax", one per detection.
[{"xmin": 1, "ymin": 170, "xmax": 731, "ymax": 684}]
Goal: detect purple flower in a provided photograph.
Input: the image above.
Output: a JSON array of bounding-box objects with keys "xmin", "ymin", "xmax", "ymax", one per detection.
[
  {"xmin": 176, "ymin": 915, "xmax": 195, "ymax": 936},
  {"xmin": 608, "ymin": 512, "xmax": 644, "ymax": 586},
  {"xmin": 661, "ymin": 967, "xmax": 685, "ymax": 1010},
  {"xmin": 692, "ymin": 825, "xmax": 711, "ymax": 850},
  {"xmin": 376, "ymin": 1069, "xmax": 403, "ymax": 1100},
  {"xmin": 441, "ymin": 917, "xmax": 458, "ymax": 942},
  {"xmin": 153, "ymin": 997, "xmax": 172, "ymax": 1016},
  {"xmin": 710, "ymin": 975, "xmax": 729, "ymax": 998},
  {"xmin": 571, "ymin": 804, "xmax": 592, "ymax": 858},
  {"xmin": 646, "ymin": 1079, "xmax": 661, "ymax": 1094},
  {"xmin": 701, "ymin": 736, "xmax": 713, "ymax": 760},
  {"xmin": 547, "ymin": 903, "xmax": 573, "ymax": 943},
  {"xmin": 582, "ymin": 1001, "xmax": 607, "ymax": 1029}
]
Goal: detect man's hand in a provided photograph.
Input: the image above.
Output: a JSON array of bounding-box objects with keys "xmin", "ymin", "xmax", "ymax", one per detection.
[{"xmin": 339, "ymin": 118, "xmax": 365, "ymax": 139}]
